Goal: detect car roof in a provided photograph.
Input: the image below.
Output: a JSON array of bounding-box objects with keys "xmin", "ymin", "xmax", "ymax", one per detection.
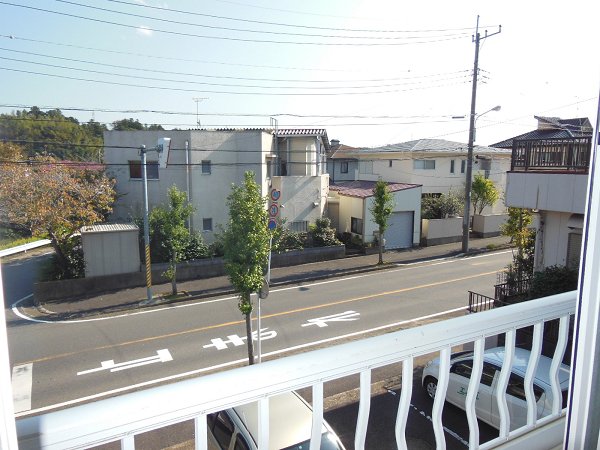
[
  {"xmin": 233, "ymin": 391, "xmax": 326, "ymax": 450},
  {"xmin": 465, "ymin": 346, "xmax": 570, "ymax": 388}
]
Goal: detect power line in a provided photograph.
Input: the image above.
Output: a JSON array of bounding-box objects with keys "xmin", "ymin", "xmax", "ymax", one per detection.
[
  {"xmin": 0, "ymin": 54, "xmax": 471, "ymax": 90},
  {"xmin": 0, "ymin": 103, "xmax": 465, "ymax": 120},
  {"xmin": 0, "ymin": 2, "xmax": 470, "ymax": 46},
  {"xmin": 55, "ymin": 0, "xmax": 471, "ymax": 41},
  {"xmin": 0, "ymin": 67, "xmax": 470, "ymax": 96},
  {"xmin": 0, "ymin": 34, "xmax": 349, "ymax": 73},
  {"xmin": 102, "ymin": 0, "xmax": 481, "ymax": 34},
  {"xmin": 0, "ymin": 47, "xmax": 469, "ymax": 85}
]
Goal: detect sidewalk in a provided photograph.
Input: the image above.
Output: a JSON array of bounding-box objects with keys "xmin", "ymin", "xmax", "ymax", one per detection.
[{"xmin": 32, "ymin": 235, "xmax": 513, "ymax": 320}]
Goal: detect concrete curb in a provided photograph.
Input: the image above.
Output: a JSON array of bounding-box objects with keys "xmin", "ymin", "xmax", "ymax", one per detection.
[{"xmin": 29, "ymin": 244, "xmax": 513, "ymax": 322}]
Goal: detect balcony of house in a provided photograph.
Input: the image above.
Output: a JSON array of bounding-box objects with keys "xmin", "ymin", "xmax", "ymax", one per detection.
[
  {"xmin": 505, "ymin": 137, "xmax": 592, "ymax": 213},
  {"xmin": 15, "ymin": 291, "xmax": 576, "ymax": 450}
]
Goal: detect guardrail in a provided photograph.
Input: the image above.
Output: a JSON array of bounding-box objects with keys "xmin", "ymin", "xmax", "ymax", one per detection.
[
  {"xmin": 16, "ymin": 291, "xmax": 576, "ymax": 450},
  {"xmin": 511, "ymin": 137, "xmax": 591, "ymax": 172},
  {"xmin": 0, "ymin": 240, "xmax": 51, "ymax": 258}
]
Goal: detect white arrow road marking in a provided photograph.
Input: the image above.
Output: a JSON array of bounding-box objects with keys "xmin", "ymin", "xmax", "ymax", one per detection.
[
  {"xmin": 12, "ymin": 363, "xmax": 33, "ymax": 413},
  {"xmin": 203, "ymin": 328, "xmax": 278, "ymax": 351},
  {"xmin": 77, "ymin": 349, "xmax": 173, "ymax": 376},
  {"xmin": 301, "ymin": 310, "xmax": 360, "ymax": 328}
]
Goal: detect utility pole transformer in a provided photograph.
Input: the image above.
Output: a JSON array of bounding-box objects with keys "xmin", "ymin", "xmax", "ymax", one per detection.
[{"xmin": 462, "ymin": 16, "xmax": 501, "ymax": 254}]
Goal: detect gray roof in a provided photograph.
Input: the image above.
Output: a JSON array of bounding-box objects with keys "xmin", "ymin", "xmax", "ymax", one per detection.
[
  {"xmin": 349, "ymin": 138, "xmax": 510, "ymax": 155},
  {"xmin": 492, "ymin": 116, "xmax": 593, "ymax": 149}
]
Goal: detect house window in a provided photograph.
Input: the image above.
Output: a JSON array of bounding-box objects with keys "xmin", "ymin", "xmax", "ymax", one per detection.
[
  {"xmin": 201, "ymin": 160, "xmax": 211, "ymax": 174},
  {"xmin": 450, "ymin": 160, "xmax": 455, "ymax": 173},
  {"xmin": 129, "ymin": 160, "xmax": 158, "ymax": 180},
  {"xmin": 351, "ymin": 217, "xmax": 363, "ymax": 235},
  {"xmin": 202, "ymin": 218, "xmax": 213, "ymax": 232},
  {"xmin": 389, "ymin": 160, "xmax": 393, "ymax": 167},
  {"xmin": 290, "ymin": 221, "xmax": 308, "ymax": 232},
  {"xmin": 567, "ymin": 232, "xmax": 582, "ymax": 269},
  {"xmin": 413, "ymin": 159, "xmax": 435, "ymax": 170},
  {"xmin": 461, "ymin": 160, "xmax": 466, "ymax": 173},
  {"xmin": 341, "ymin": 161, "xmax": 349, "ymax": 174}
]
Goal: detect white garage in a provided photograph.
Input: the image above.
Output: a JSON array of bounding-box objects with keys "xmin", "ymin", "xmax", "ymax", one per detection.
[
  {"xmin": 385, "ymin": 211, "xmax": 415, "ymax": 249},
  {"xmin": 328, "ymin": 180, "xmax": 422, "ymax": 250}
]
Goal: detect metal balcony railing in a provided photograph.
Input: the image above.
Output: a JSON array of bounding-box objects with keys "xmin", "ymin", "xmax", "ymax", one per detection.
[
  {"xmin": 510, "ymin": 137, "xmax": 591, "ymax": 172},
  {"xmin": 15, "ymin": 291, "xmax": 576, "ymax": 450}
]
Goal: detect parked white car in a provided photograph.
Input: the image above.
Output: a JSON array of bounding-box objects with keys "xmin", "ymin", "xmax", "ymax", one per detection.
[
  {"xmin": 207, "ymin": 391, "xmax": 347, "ymax": 450},
  {"xmin": 421, "ymin": 346, "xmax": 570, "ymax": 431}
]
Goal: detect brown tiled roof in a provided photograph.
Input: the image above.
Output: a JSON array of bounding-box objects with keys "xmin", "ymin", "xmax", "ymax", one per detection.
[{"xmin": 330, "ymin": 180, "xmax": 420, "ymax": 198}]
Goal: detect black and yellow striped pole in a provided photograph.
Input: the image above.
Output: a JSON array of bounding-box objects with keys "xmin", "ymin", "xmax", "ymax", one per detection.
[{"xmin": 141, "ymin": 145, "xmax": 153, "ymax": 303}]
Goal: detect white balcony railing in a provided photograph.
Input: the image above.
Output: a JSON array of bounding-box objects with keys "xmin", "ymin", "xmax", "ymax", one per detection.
[{"xmin": 14, "ymin": 291, "xmax": 576, "ymax": 450}]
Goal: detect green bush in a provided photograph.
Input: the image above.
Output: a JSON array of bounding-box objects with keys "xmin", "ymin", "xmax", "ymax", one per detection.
[
  {"xmin": 309, "ymin": 217, "xmax": 341, "ymax": 247},
  {"xmin": 529, "ymin": 265, "xmax": 578, "ymax": 299},
  {"xmin": 421, "ymin": 191, "xmax": 464, "ymax": 219},
  {"xmin": 41, "ymin": 235, "xmax": 85, "ymax": 280}
]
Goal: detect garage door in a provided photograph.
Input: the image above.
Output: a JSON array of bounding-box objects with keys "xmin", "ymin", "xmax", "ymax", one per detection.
[{"xmin": 385, "ymin": 211, "xmax": 414, "ymax": 249}]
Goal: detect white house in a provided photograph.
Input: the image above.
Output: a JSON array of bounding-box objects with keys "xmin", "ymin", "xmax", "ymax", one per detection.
[
  {"xmin": 496, "ymin": 116, "xmax": 593, "ymax": 271},
  {"xmin": 103, "ymin": 128, "xmax": 331, "ymax": 241},
  {"xmin": 329, "ymin": 138, "xmax": 512, "ymax": 215},
  {"xmin": 328, "ymin": 180, "xmax": 422, "ymax": 249}
]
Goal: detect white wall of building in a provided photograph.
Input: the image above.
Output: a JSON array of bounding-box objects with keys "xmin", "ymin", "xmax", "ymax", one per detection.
[
  {"xmin": 271, "ymin": 175, "xmax": 329, "ymax": 228},
  {"xmin": 351, "ymin": 153, "xmax": 509, "ymax": 215},
  {"xmin": 534, "ymin": 210, "xmax": 582, "ymax": 270}
]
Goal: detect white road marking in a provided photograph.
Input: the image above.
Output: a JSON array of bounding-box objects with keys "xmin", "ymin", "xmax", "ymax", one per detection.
[
  {"xmin": 12, "ymin": 363, "xmax": 33, "ymax": 413},
  {"xmin": 17, "ymin": 305, "xmax": 468, "ymax": 417},
  {"xmin": 11, "ymin": 250, "xmax": 510, "ymax": 324},
  {"xmin": 301, "ymin": 310, "xmax": 360, "ymax": 328},
  {"xmin": 203, "ymin": 328, "xmax": 277, "ymax": 350},
  {"xmin": 409, "ymin": 403, "xmax": 469, "ymax": 446},
  {"xmin": 77, "ymin": 349, "xmax": 173, "ymax": 376}
]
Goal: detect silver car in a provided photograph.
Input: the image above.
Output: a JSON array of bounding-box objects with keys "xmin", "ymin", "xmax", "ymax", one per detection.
[
  {"xmin": 207, "ymin": 391, "xmax": 347, "ymax": 450},
  {"xmin": 421, "ymin": 346, "xmax": 570, "ymax": 430}
]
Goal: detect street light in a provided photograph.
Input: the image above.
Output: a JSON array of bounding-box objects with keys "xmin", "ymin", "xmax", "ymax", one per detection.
[{"xmin": 462, "ymin": 105, "xmax": 501, "ymax": 254}]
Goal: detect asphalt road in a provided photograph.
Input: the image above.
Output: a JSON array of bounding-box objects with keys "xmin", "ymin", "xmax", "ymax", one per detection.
[{"xmin": 4, "ymin": 250, "xmax": 511, "ymax": 447}]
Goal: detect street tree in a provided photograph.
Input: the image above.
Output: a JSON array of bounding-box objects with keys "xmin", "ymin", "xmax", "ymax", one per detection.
[
  {"xmin": 149, "ymin": 186, "xmax": 194, "ymax": 296},
  {"xmin": 471, "ymin": 173, "xmax": 500, "ymax": 215},
  {"xmin": 369, "ymin": 179, "xmax": 395, "ymax": 264},
  {"xmin": 223, "ymin": 171, "xmax": 271, "ymax": 365},
  {"xmin": 501, "ymin": 207, "xmax": 536, "ymax": 285},
  {"xmin": 0, "ymin": 155, "xmax": 116, "ymax": 278}
]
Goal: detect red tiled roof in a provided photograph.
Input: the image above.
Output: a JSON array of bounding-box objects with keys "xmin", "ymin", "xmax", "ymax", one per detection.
[{"xmin": 330, "ymin": 180, "xmax": 420, "ymax": 198}]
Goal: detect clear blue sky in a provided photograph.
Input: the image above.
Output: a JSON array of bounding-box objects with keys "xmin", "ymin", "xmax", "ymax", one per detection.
[{"xmin": 1, "ymin": 0, "xmax": 598, "ymax": 147}]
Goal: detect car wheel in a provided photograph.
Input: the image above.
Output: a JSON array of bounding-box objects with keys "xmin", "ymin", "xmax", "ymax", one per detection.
[{"xmin": 424, "ymin": 376, "xmax": 438, "ymax": 399}]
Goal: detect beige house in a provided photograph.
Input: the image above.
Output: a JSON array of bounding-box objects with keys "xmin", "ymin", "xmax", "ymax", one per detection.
[
  {"xmin": 103, "ymin": 128, "xmax": 330, "ymax": 241},
  {"xmin": 496, "ymin": 116, "xmax": 593, "ymax": 271},
  {"xmin": 329, "ymin": 138, "xmax": 512, "ymax": 215}
]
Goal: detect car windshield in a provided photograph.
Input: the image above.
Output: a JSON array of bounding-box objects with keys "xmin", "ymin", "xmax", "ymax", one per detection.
[{"xmin": 281, "ymin": 431, "xmax": 344, "ymax": 450}]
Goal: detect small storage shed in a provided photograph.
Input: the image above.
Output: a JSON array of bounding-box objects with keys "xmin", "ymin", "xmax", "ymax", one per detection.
[{"xmin": 81, "ymin": 223, "xmax": 140, "ymax": 277}]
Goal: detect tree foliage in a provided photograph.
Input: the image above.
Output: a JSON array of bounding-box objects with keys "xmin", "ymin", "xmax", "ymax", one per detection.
[
  {"xmin": 149, "ymin": 186, "xmax": 195, "ymax": 295},
  {"xmin": 0, "ymin": 155, "xmax": 116, "ymax": 278},
  {"xmin": 529, "ymin": 265, "xmax": 578, "ymax": 299},
  {"xmin": 369, "ymin": 179, "xmax": 394, "ymax": 264},
  {"xmin": 501, "ymin": 208, "xmax": 536, "ymax": 287},
  {"xmin": 0, "ymin": 107, "xmax": 104, "ymax": 161},
  {"xmin": 223, "ymin": 171, "xmax": 271, "ymax": 365},
  {"xmin": 421, "ymin": 191, "xmax": 464, "ymax": 219},
  {"xmin": 471, "ymin": 174, "xmax": 500, "ymax": 215},
  {"xmin": 310, "ymin": 217, "xmax": 341, "ymax": 247},
  {"xmin": 112, "ymin": 118, "xmax": 164, "ymax": 131}
]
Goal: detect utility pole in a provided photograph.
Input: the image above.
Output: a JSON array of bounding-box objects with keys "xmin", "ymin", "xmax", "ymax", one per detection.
[{"xmin": 462, "ymin": 16, "xmax": 501, "ymax": 254}]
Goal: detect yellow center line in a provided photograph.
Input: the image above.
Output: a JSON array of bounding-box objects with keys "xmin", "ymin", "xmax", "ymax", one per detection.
[{"xmin": 21, "ymin": 270, "xmax": 497, "ymax": 365}]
